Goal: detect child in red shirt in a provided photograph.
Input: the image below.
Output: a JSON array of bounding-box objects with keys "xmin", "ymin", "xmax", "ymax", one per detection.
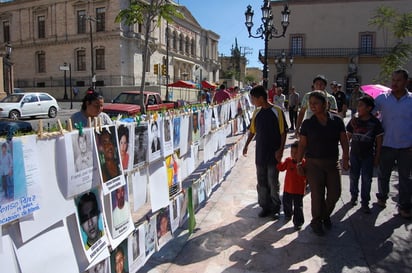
[{"xmin": 277, "ymin": 141, "xmax": 306, "ymax": 230}]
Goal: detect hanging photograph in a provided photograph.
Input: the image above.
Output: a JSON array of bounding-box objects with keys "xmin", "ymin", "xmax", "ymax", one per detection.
[
  {"xmin": 110, "ymin": 239, "xmax": 128, "ymax": 273},
  {"xmin": 173, "ymin": 115, "xmax": 181, "ymax": 151},
  {"xmin": 191, "ymin": 111, "xmax": 200, "ymax": 144},
  {"xmin": 148, "ymin": 117, "xmax": 162, "ymax": 162},
  {"xmin": 161, "ymin": 115, "xmax": 173, "ymax": 157},
  {"xmin": 94, "ymin": 125, "xmax": 124, "ymax": 194},
  {"xmin": 133, "ymin": 122, "xmax": 148, "ymax": 168},
  {"xmin": 156, "ymin": 208, "xmax": 173, "ymax": 249},
  {"xmin": 117, "ymin": 123, "xmax": 134, "ymax": 172},
  {"xmin": 75, "ymin": 189, "xmax": 108, "ymax": 262}
]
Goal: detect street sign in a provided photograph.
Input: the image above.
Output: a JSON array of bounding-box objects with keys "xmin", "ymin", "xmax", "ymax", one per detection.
[{"xmin": 59, "ymin": 65, "xmax": 69, "ymax": 71}]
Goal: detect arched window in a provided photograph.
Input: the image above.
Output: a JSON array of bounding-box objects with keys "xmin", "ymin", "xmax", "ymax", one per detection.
[
  {"xmin": 179, "ymin": 33, "xmax": 184, "ymax": 52},
  {"xmin": 172, "ymin": 31, "xmax": 177, "ymax": 51},
  {"xmin": 185, "ymin": 36, "xmax": 190, "ymax": 54}
]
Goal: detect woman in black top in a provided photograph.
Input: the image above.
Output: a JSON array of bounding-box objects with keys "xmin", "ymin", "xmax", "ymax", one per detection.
[{"xmin": 296, "ymin": 91, "xmax": 349, "ymax": 236}]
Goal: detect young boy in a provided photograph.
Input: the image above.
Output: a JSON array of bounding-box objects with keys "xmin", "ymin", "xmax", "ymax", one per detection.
[
  {"xmin": 277, "ymin": 141, "xmax": 306, "ymax": 230},
  {"xmin": 243, "ymin": 85, "xmax": 287, "ymax": 219},
  {"xmin": 346, "ymin": 95, "xmax": 384, "ymax": 213}
]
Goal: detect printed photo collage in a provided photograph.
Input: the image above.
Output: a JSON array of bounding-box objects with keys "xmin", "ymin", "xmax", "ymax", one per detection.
[{"xmin": 0, "ymin": 94, "xmax": 254, "ymax": 273}]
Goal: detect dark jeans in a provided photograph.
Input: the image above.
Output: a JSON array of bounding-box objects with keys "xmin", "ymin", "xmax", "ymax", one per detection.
[
  {"xmin": 288, "ymin": 108, "xmax": 297, "ymax": 130},
  {"xmin": 349, "ymin": 153, "xmax": 373, "ymax": 206},
  {"xmin": 377, "ymin": 146, "xmax": 412, "ymax": 210},
  {"xmin": 283, "ymin": 192, "xmax": 304, "ymax": 226},
  {"xmin": 256, "ymin": 164, "xmax": 281, "ymax": 213}
]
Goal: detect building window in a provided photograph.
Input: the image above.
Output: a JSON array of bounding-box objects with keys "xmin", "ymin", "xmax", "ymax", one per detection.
[
  {"xmin": 191, "ymin": 38, "xmax": 195, "ymax": 56},
  {"xmin": 360, "ymin": 32, "xmax": 375, "ymax": 54},
  {"xmin": 96, "ymin": 48, "xmax": 105, "ymax": 70},
  {"xmin": 96, "ymin": 7, "xmax": 105, "ymax": 32},
  {"xmin": 37, "ymin": 52, "xmax": 46, "ymax": 73},
  {"xmin": 38, "ymin": 16, "xmax": 46, "ymax": 38},
  {"xmin": 172, "ymin": 31, "xmax": 177, "ymax": 51},
  {"xmin": 290, "ymin": 34, "xmax": 304, "ymax": 56},
  {"xmin": 179, "ymin": 33, "xmax": 184, "ymax": 52},
  {"xmin": 185, "ymin": 37, "xmax": 190, "ymax": 54},
  {"xmin": 77, "ymin": 10, "xmax": 87, "ymax": 34},
  {"xmin": 3, "ymin": 21, "xmax": 10, "ymax": 42},
  {"xmin": 76, "ymin": 50, "xmax": 86, "ymax": 71}
]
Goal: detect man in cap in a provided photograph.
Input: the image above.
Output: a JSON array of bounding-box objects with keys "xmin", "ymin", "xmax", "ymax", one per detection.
[{"xmin": 296, "ymin": 75, "xmax": 338, "ymax": 135}]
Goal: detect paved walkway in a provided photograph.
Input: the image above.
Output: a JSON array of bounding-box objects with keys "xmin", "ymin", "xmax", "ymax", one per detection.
[{"xmin": 140, "ymin": 131, "xmax": 412, "ymax": 273}]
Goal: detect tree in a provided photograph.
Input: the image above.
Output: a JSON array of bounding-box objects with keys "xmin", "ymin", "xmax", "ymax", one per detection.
[
  {"xmin": 369, "ymin": 6, "xmax": 412, "ymax": 82},
  {"xmin": 115, "ymin": 0, "xmax": 182, "ymax": 114}
]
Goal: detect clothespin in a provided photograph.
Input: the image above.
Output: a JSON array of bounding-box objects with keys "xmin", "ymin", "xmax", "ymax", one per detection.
[
  {"xmin": 57, "ymin": 119, "xmax": 64, "ymax": 135},
  {"xmin": 74, "ymin": 122, "xmax": 84, "ymax": 136},
  {"xmin": 153, "ymin": 112, "xmax": 158, "ymax": 122},
  {"xmin": 94, "ymin": 117, "xmax": 98, "ymax": 133},
  {"xmin": 67, "ymin": 119, "xmax": 73, "ymax": 132},
  {"xmin": 135, "ymin": 116, "xmax": 141, "ymax": 126},
  {"xmin": 37, "ymin": 120, "xmax": 43, "ymax": 138}
]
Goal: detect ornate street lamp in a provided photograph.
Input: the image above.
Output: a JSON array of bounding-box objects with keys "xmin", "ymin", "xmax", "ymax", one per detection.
[
  {"xmin": 275, "ymin": 50, "xmax": 293, "ymax": 74},
  {"xmin": 245, "ymin": 0, "xmax": 290, "ymax": 89}
]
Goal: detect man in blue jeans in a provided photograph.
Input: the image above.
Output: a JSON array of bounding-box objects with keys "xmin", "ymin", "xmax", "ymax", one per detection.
[{"xmin": 374, "ymin": 69, "xmax": 412, "ymax": 219}]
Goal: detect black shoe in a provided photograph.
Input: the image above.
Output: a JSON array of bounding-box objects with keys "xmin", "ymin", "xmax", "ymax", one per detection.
[
  {"xmin": 323, "ymin": 218, "xmax": 332, "ymax": 230},
  {"xmin": 310, "ymin": 223, "xmax": 325, "ymax": 236},
  {"xmin": 273, "ymin": 212, "xmax": 280, "ymax": 220},
  {"xmin": 258, "ymin": 210, "xmax": 271, "ymax": 218},
  {"xmin": 398, "ymin": 208, "xmax": 412, "ymax": 219},
  {"xmin": 294, "ymin": 224, "xmax": 302, "ymax": 231},
  {"xmin": 361, "ymin": 205, "xmax": 371, "ymax": 214},
  {"xmin": 284, "ymin": 215, "xmax": 292, "ymax": 222},
  {"xmin": 350, "ymin": 196, "xmax": 357, "ymax": 206},
  {"xmin": 376, "ymin": 199, "xmax": 386, "ymax": 208}
]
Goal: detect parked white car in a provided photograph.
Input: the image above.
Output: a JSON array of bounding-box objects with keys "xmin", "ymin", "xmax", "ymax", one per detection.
[{"xmin": 0, "ymin": 92, "xmax": 60, "ymax": 120}]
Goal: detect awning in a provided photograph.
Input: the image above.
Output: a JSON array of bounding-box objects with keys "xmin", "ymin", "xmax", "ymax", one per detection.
[
  {"xmin": 201, "ymin": 80, "xmax": 216, "ymax": 90},
  {"xmin": 167, "ymin": 80, "xmax": 197, "ymax": 88}
]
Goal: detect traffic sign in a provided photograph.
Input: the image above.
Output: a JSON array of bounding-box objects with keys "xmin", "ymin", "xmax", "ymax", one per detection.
[{"xmin": 59, "ymin": 65, "xmax": 69, "ymax": 71}]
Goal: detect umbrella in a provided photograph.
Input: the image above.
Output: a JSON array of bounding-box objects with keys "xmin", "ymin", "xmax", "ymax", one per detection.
[
  {"xmin": 201, "ymin": 80, "xmax": 216, "ymax": 90},
  {"xmin": 361, "ymin": 84, "xmax": 391, "ymax": 98},
  {"xmin": 167, "ymin": 80, "xmax": 197, "ymax": 88}
]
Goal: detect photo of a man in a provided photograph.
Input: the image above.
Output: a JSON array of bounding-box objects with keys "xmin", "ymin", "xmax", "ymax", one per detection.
[
  {"xmin": 96, "ymin": 126, "xmax": 121, "ymax": 183},
  {"xmin": 111, "ymin": 244, "xmax": 128, "ymax": 273},
  {"xmin": 150, "ymin": 121, "xmax": 161, "ymax": 153},
  {"xmin": 111, "ymin": 185, "xmax": 130, "ymax": 234},
  {"xmin": 77, "ymin": 191, "xmax": 104, "ymax": 250}
]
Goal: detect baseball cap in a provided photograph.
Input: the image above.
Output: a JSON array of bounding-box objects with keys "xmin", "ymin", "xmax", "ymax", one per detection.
[{"xmin": 313, "ymin": 75, "xmax": 328, "ymax": 85}]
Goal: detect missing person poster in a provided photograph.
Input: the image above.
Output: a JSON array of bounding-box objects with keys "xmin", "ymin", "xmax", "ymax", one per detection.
[{"xmin": 0, "ymin": 135, "xmax": 40, "ymax": 225}]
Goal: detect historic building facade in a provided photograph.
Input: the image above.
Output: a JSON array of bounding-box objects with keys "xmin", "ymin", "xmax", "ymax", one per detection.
[
  {"xmin": 0, "ymin": 0, "xmax": 220, "ymax": 99},
  {"xmin": 267, "ymin": 0, "xmax": 412, "ymax": 95}
]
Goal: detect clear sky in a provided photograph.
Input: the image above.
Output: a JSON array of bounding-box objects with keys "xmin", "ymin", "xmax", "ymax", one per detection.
[{"xmin": 178, "ymin": 0, "xmax": 278, "ymax": 68}]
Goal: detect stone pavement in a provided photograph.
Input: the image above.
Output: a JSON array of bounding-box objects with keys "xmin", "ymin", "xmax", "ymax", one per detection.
[{"xmin": 140, "ymin": 130, "xmax": 412, "ymax": 273}]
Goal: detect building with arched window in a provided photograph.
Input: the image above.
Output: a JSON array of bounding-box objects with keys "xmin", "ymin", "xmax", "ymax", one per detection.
[{"xmin": 0, "ymin": 0, "xmax": 220, "ymax": 100}]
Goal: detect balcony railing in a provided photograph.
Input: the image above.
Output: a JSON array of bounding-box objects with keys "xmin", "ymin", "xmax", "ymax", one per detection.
[{"xmin": 260, "ymin": 47, "xmax": 393, "ymax": 60}]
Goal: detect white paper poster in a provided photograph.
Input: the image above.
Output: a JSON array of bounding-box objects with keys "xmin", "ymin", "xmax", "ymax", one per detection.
[
  {"xmin": 127, "ymin": 225, "xmax": 146, "ymax": 273},
  {"xmin": 64, "ymin": 129, "xmax": 95, "ymax": 198},
  {"xmin": 179, "ymin": 115, "xmax": 189, "ymax": 157},
  {"xmin": 14, "ymin": 223, "xmax": 79, "ymax": 273},
  {"xmin": 130, "ymin": 168, "xmax": 148, "ymax": 214},
  {"xmin": 0, "ymin": 136, "xmax": 40, "ymax": 225},
  {"xmin": 148, "ymin": 160, "xmax": 169, "ymax": 213},
  {"xmin": 161, "ymin": 115, "xmax": 173, "ymax": 157},
  {"xmin": 173, "ymin": 116, "xmax": 181, "ymax": 151}
]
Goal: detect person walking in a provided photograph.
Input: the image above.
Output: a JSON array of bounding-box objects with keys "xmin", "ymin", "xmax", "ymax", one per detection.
[
  {"xmin": 346, "ymin": 96, "xmax": 383, "ymax": 213},
  {"xmin": 277, "ymin": 141, "xmax": 306, "ymax": 230},
  {"xmin": 288, "ymin": 86, "xmax": 299, "ymax": 131},
  {"xmin": 296, "ymin": 91, "xmax": 349, "ymax": 236},
  {"xmin": 243, "ymin": 85, "xmax": 287, "ymax": 219},
  {"xmin": 296, "ymin": 75, "xmax": 338, "ymax": 135},
  {"xmin": 374, "ymin": 69, "xmax": 412, "ymax": 219},
  {"xmin": 330, "ymin": 81, "xmax": 348, "ymax": 117},
  {"xmin": 349, "ymin": 83, "xmax": 364, "ymax": 116},
  {"xmin": 212, "ymin": 84, "xmax": 231, "ymax": 104}
]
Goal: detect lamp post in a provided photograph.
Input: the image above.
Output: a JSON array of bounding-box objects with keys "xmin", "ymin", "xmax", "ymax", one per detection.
[
  {"xmin": 275, "ymin": 50, "xmax": 293, "ymax": 74},
  {"xmin": 86, "ymin": 16, "xmax": 96, "ymax": 90},
  {"xmin": 3, "ymin": 43, "xmax": 13, "ymax": 95},
  {"xmin": 165, "ymin": 22, "xmax": 170, "ymax": 101},
  {"xmin": 244, "ymin": 0, "xmax": 290, "ymax": 90},
  {"xmin": 63, "ymin": 62, "xmax": 68, "ymax": 100}
]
